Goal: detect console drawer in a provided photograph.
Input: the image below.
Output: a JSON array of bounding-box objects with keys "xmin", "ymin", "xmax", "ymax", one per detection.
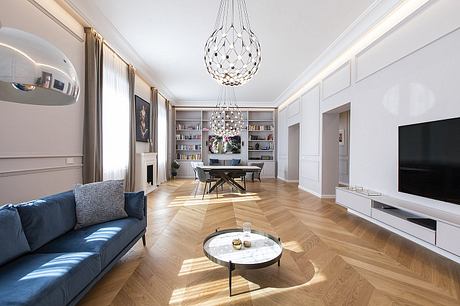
[
  {"xmin": 336, "ymin": 189, "xmax": 371, "ymax": 216},
  {"xmin": 372, "ymin": 208, "xmax": 435, "ymax": 244},
  {"xmin": 437, "ymin": 222, "xmax": 460, "ymax": 256}
]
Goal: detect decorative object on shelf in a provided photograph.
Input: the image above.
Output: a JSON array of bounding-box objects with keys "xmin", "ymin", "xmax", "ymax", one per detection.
[
  {"xmin": 211, "ymin": 87, "xmax": 244, "ymax": 137},
  {"xmin": 255, "ymin": 143, "xmax": 260, "ymax": 150},
  {"xmin": 135, "ymin": 95, "xmax": 151, "ymax": 142},
  {"xmin": 171, "ymin": 160, "xmax": 180, "ymax": 178},
  {"xmin": 204, "ymin": 0, "xmax": 261, "ymax": 86},
  {"xmin": 0, "ymin": 26, "xmax": 80, "ymax": 105}
]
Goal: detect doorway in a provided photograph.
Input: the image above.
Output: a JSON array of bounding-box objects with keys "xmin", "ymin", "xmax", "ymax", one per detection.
[
  {"xmin": 322, "ymin": 104, "xmax": 350, "ymax": 196},
  {"xmin": 287, "ymin": 123, "xmax": 300, "ymax": 182}
]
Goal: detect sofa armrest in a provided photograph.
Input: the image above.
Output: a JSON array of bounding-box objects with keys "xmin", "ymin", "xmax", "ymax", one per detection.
[
  {"xmin": 124, "ymin": 192, "xmax": 146, "ymax": 221},
  {"xmin": 144, "ymin": 195, "xmax": 147, "ymax": 227}
]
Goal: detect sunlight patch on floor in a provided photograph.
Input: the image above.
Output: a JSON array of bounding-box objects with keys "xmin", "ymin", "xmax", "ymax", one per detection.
[
  {"xmin": 168, "ymin": 195, "xmax": 261, "ymax": 207},
  {"xmin": 178, "ymin": 257, "xmax": 221, "ymax": 276},
  {"xmin": 169, "ymin": 259, "xmax": 328, "ymax": 305},
  {"xmin": 169, "ymin": 276, "xmax": 248, "ymax": 304},
  {"xmin": 282, "ymin": 240, "xmax": 305, "ymax": 253}
]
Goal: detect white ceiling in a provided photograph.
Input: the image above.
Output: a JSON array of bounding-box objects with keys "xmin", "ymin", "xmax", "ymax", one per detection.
[{"xmin": 68, "ymin": 0, "xmax": 373, "ymax": 105}]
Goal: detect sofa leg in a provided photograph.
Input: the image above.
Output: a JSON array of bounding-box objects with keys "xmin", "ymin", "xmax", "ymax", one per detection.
[{"xmin": 142, "ymin": 235, "xmax": 146, "ymax": 246}]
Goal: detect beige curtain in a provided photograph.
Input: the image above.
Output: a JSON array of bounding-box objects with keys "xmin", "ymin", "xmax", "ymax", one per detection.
[
  {"xmin": 166, "ymin": 100, "xmax": 172, "ymax": 180},
  {"xmin": 125, "ymin": 65, "xmax": 136, "ymax": 191},
  {"xmin": 151, "ymin": 87, "xmax": 159, "ymax": 185},
  {"xmin": 83, "ymin": 28, "xmax": 104, "ymax": 184},
  {"xmin": 150, "ymin": 87, "xmax": 158, "ymax": 152}
]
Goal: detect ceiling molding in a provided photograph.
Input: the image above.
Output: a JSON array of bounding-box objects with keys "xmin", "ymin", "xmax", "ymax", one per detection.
[
  {"xmin": 273, "ymin": 0, "xmax": 404, "ymax": 108},
  {"xmin": 174, "ymin": 100, "xmax": 275, "ymax": 108},
  {"xmin": 62, "ymin": 0, "xmax": 175, "ymax": 101}
]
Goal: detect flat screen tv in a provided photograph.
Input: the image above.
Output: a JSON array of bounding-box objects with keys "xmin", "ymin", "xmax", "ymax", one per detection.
[{"xmin": 399, "ymin": 117, "xmax": 460, "ymax": 205}]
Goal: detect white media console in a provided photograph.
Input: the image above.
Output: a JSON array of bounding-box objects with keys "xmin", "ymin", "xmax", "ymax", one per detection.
[{"xmin": 336, "ymin": 187, "xmax": 460, "ymax": 263}]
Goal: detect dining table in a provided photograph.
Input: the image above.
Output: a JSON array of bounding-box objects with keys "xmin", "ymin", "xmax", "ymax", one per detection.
[{"xmin": 200, "ymin": 165, "xmax": 261, "ymax": 193}]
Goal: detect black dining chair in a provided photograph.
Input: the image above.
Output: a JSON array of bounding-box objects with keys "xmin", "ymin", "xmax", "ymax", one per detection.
[
  {"xmin": 195, "ymin": 167, "xmax": 218, "ymax": 199},
  {"xmin": 249, "ymin": 162, "xmax": 264, "ymax": 182}
]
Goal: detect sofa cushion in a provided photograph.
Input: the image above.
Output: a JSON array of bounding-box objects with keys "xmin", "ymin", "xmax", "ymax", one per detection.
[
  {"xmin": 15, "ymin": 191, "xmax": 76, "ymax": 251},
  {"xmin": 0, "ymin": 252, "xmax": 100, "ymax": 306},
  {"xmin": 37, "ymin": 218, "xmax": 145, "ymax": 268},
  {"xmin": 0, "ymin": 205, "xmax": 31, "ymax": 266},
  {"xmin": 124, "ymin": 191, "xmax": 145, "ymax": 220},
  {"xmin": 74, "ymin": 180, "xmax": 128, "ymax": 229}
]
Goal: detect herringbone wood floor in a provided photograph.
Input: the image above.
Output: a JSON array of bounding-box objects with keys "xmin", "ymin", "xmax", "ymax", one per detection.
[{"xmin": 78, "ymin": 179, "xmax": 460, "ymax": 306}]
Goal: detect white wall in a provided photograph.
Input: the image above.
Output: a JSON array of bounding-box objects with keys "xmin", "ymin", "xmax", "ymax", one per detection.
[
  {"xmin": 278, "ymin": 0, "xmax": 460, "ymax": 216},
  {"xmin": 135, "ymin": 75, "xmax": 151, "ymax": 154},
  {"xmin": 0, "ymin": 0, "xmax": 85, "ymax": 204}
]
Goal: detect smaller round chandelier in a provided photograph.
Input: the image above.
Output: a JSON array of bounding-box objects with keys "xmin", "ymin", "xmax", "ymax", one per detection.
[
  {"xmin": 211, "ymin": 87, "xmax": 244, "ymax": 137},
  {"xmin": 204, "ymin": 0, "xmax": 261, "ymax": 86}
]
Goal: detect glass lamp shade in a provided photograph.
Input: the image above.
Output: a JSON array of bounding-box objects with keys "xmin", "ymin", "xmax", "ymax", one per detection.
[
  {"xmin": 0, "ymin": 27, "xmax": 80, "ymax": 106},
  {"xmin": 210, "ymin": 87, "xmax": 245, "ymax": 137},
  {"xmin": 204, "ymin": 0, "xmax": 261, "ymax": 86}
]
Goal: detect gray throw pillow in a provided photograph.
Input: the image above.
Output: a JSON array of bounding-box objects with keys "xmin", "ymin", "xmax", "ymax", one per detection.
[{"xmin": 74, "ymin": 180, "xmax": 128, "ymax": 229}]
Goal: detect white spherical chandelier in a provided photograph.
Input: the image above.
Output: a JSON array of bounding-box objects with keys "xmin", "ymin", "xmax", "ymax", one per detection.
[
  {"xmin": 210, "ymin": 87, "xmax": 244, "ymax": 137},
  {"xmin": 204, "ymin": 0, "xmax": 261, "ymax": 86}
]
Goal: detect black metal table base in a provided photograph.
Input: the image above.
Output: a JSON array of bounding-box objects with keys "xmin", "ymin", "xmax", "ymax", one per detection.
[
  {"xmin": 208, "ymin": 174, "xmax": 246, "ymax": 194},
  {"xmin": 227, "ymin": 237, "xmax": 282, "ymax": 297}
]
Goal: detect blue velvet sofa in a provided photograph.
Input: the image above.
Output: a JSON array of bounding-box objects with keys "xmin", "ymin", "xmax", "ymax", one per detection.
[{"xmin": 0, "ymin": 190, "xmax": 147, "ymax": 306}]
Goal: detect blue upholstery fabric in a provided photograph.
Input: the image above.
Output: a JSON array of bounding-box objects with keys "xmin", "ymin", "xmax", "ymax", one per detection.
[
  {"xmin": 124, "ymin": 192, "xmax": 145, "ymax": 220},
  {"xmin": 15, "ymin": 191, "xmax": 76, "ymax": 251},
  {"xmin": 0, "ymin": 205, "xmax": 31, "ymax": 266},
  {"xmin": 210, "ymin": 159, "xmax": 220, "ymax": 165},
  {"xmin": 37, "ymin": 218, "xmax": 146, "ymax": 268},
  {"xmin": 0, "ymin": 252, "xmax": 100, "ymax": 306},
  {"xmin": 230, "ymin": 159, "xmax": 241, "ymax": 166}
]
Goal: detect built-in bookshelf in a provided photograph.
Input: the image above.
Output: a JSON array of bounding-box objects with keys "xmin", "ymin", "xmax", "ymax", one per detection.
[
  {"xmin": 174, "ymin": 108, "xmax": 276, "ymax": 178},
  {"xmin": 175, "ymin": 110, "xmax": 202, "ymax": 161}
]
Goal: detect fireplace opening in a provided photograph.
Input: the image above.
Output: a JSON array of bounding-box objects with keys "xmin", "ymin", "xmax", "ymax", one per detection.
[{"xmin": 147, "ymin": 164, "xmax": 153, "ymax": 185}]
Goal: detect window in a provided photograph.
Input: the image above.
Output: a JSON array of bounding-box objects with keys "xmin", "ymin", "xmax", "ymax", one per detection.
[
  {"xmin": 102, "ymin": 45, "xmax": 129, "ymax": 181},
  {"xmin": 157, "ymin": 95, "xmax": 167, "ymax": 183}
]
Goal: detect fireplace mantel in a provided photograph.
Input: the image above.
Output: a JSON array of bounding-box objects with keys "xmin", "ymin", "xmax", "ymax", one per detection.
[{"xmin": 135, "ymin": 153, "xmax": 158, "ymax": 195}]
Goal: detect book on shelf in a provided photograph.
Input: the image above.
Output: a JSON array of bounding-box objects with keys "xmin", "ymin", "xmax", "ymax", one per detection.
[
  {"xmin": 176, "ymin": 144, "xmax": 202, "ymax": 151},
  {"xmin": 176, "ymin": 134, "xmax": 201, "ymax": 140},
  {"xmin": 176, "ymin": 153, "xmax": 201, "ymax": 160},
  {"xmin": 176, "ymin": 123, "xmax": 201, "ymax": 131},
  {"xmin": 248, "ymin": 124, "xmax": 274, "ymax": 131}
]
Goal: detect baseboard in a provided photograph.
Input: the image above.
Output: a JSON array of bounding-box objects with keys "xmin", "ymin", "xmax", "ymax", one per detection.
[
  {"xmin": 321, "ymin": 194, "xmax": 336, "ymax": 199},
  {"xmin": 298, "ymin": 185, "xmax": 322, "ymax": 198},
  {"xmin": 347, "ymin": 209, "xmax": 460, "ymax": 264}
]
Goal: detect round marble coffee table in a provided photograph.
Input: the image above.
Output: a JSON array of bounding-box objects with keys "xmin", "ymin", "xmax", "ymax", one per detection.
[{"xmin": 203, "ymin": 228, "xmax": 283, "ymax": 296}]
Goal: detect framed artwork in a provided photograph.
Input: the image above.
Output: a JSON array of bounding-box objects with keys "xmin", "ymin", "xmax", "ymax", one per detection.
[
  {"xmin": 338, "ymin": 129, "xmax": 345, "ymax": 146},
  {"xmin": 41, "ymin": 71, "xmax": 52, "ymax": 88},
  {"xmin": 135, "ymin": 95, "xmax": 151, "ymax": 142}
]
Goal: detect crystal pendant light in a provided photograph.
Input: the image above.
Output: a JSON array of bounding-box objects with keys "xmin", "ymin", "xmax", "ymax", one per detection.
[
  {"xmin": 211, "ymin": 87, "xmax": 245, "ymax": 137},
  {"xmin": 204, "ymin": 0, "xmax": 261, "ymax": 86}
]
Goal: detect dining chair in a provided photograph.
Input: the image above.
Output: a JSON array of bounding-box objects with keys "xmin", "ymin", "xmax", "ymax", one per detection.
[
  {"xmin": 230, "ymin": 159, "xmax": 241, "ymax": 166},
  {"xmin": 210, "ymin": 159, "xmax": 220, "ymax": 165},
  {"xmin": 195, "ymin": 167, "xmax": 218, "ymax": 199},
  {"xmin": 191, "ymin": 161, "xmax": 204, "ymax": 180},
  {"xmin": 249, "ymin": 162, "xmax": 264, "ymax": 182}
]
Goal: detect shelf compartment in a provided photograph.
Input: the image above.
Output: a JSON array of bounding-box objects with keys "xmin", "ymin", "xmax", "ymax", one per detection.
[{"xmin": 372, "ymin": 202, "xmax": 436, "ymax": 244}]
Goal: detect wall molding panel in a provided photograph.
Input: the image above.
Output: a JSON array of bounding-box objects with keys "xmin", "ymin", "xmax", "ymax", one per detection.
[
  {"xmin": 0, "ymin": 164, "xmax": 83, "ymax": 178},
  {"xmin": 322, "ymin": 61, "xmax": 351, "ymax": 100},
  {"xmin": 356, "ymin": 0, "xmax": 460, "ymax": 82}
]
